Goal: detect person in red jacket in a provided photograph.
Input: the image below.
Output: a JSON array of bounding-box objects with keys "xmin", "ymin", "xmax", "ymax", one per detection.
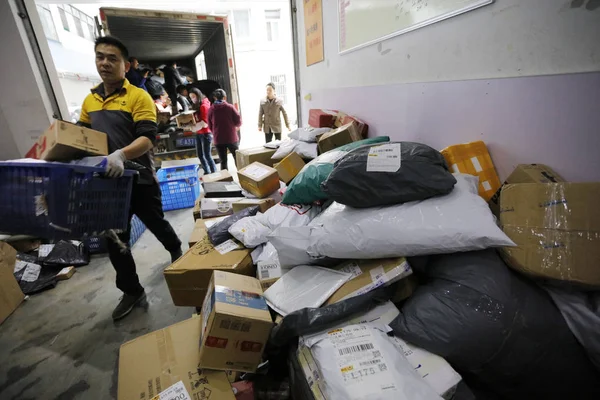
[
  {"xmin": 207, "ymin": 89, "xmax": 241, "ymax": 170},
  {"xmin": 189, "ymin": 87, "xmax": 217, "ymax": 174}
]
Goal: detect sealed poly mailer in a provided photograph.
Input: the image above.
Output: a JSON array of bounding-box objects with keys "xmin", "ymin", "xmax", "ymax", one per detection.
[
  {"xmin": 199, "ymin": 271, "xmax": 273, "ymax": 372},
  {"xmin": 118, "ymin": 317, "xmax": 234, "ymax": 400}
]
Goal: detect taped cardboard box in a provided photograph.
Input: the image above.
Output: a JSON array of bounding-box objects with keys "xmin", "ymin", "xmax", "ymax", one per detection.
[
  {"xmin": 236, "ymin": 146, "xmax": 277, "ymax": 169},
  {"xmin": 118, "ymin": 317, "xmax": 235, "ymax": 400},
  {"xmin": 25, "ymin": 120, "xmax": 108, "ymax": 161},
  {"xmin": 164, "ymin": 232, "xmax": 254, "ymax": 306},
  {"xmin": 325, "ymin": 257, "xmax": 413, "ymax": 305},
  {"xmin": 441, "ymin": 140, "xmax": 501, "ymax": 202},
  {"xmin": 201, "ymin": 197, "xmax": 245, "ymax": 219},
  {"xmin": 334, "ymin": 111, "xmax": 369, "ymax": 139},
  {"xmin": 232, "ymin": 198, "xmax": 276, "ymax": 214},
  {"xmin": 237, "ymin": 162, "xmax": 280, "ymax": 199},
  {"xmin": 55, "ymin": 266, "xmax": 76, "ymax": 281},
  {"xmin": 199, "ymin": 271, "xmax": 273, "ymax": 372},
  {"xmin": 489, "ymin": 164, "xmax": 564, "ymax": 217},
  {"xmin": 274, "ymin": 152, "xmax": 305, "ymax": 184},
  {"xmin": 175, "ymin": 111, "xmax": 198, "ymax": 129},
  {"xmin": 256, "ymin": 261, "xmax": 290, "ymax": 291},
  {"xmin": 317, "ymin": 122, "xmax": 361, "ymax": 154},
  {"xmin": 0, "ymin": 242, "xmax": 25, "ymax": 325},
  {"xmin": 308, "ymin": 109, "xmax": 337, "ymax": 128},
  {"xmin": 202, "ymin": 170, "xmax": 234, "ymax": 183},
  {"xmin": 500, "ymin": 182, "xmax": 600, "ymax": 287}
]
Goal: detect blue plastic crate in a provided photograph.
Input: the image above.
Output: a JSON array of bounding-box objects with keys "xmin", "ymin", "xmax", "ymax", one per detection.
[
  {"xmin": 0, "ymin": 161, "xmax": 135, "ymax": 239},
  {"xmin": 85, "ymin": 215, "xmax": 146, "ymax": 254},
  {"xmin": 157, "ymin": 165, "xmax": 201, "ymax": 211}
]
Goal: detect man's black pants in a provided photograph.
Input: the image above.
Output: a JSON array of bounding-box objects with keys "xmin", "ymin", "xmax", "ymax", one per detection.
[
  {"xmin": 215, "ymin": 142, "xmax": 239, "ymax": 170},
  {"xmin": 107, "ymin": 181, "xmax": 181, "ymax": 296},
  {"xmin": 265, "ymin": 129, "xmax": 281, "ymax": 143}
]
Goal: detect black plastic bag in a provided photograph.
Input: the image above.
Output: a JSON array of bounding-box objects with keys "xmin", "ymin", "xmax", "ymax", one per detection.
[
  {"xmin": 390, "ymin": 250, "xmax": 600, "ymax": 400},
  {"xmin": 208, "ymin": 206, "xmax": 260, "ymax": 246},
  {"xmin": 322, "ymin": 141, "xmax": 456, "ymax": 208},
  {"xmin": 14, "ymin": 253, "xmax": 58, "ymax": 294},
  {"xmin": 42, "ymin": 240, "xmax": 90, "ymax": 267}
]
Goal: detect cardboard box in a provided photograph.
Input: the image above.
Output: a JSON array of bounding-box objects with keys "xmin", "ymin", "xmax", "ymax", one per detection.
[
  {"xmin": 232, "ymin": 198, "xmax": 276, "ymax": 214},
  {"xmin": 204, "ymin": 182, "xmax": 243, "ymax": 198},
  {"xmin": 201, "ymin": 197, "xmax": 245, "ymax": 219},
  {"xmin": 489, "ymin": 164, "xmax": 564, "ymax": 217},
  {"xmin": 441, "ymin": 141, "xmax": 501, "ymax": 202},
  {"xmin": 308, "ymin": 109, "xmax": 337, "ymax": 128},
  {"xmin": 193, "ymin": 195, "xmax": 203, "ymax": 220},
  {"xmin": 25, "ymin": 120, "xmax": 108, "ymax": 161},
  {"xmin": 325, "ymin": 257, "xmax": 412, "ymax": 305},
  {"xmin": 317, "ymin": 122, "xmax": 361, "ymax": 154},
  {"xmin": 237, "ymin": 163, "xmax": 280, "ymax": 199},
  {"xmin": 391, "ymin": 274, "xmax": 418, "ymax": 303},
  {"xmin": 235, "ymin": 146, "xmax": 277, "ymax": 169},
  {"xmin": 199, "ymin": 271, "xmax": 273, "ymax": 372},
  {"xmin": 0, "ymin": 242, "xmax": 25, "ymax": 325},
  {"xmin": 55, "ymin": 266, "xmax": 76, "ymax": 280},
  {"xmin": 118, "ymin": 317, "xmax": 235, "ymax": 400},
  {"xmin": 164, "ymin": 232, "xmax": 254, "ymax": 306},
  {"xmin": 334, "ymin": 111, "xmax": 369, "ymax": 138},
  {"xmin": 297, "ymin": 341, "xmax": 328, "ymax": 400},
  {"xmin": 256, "ymin": 261, "xmax": 288, "ymax": 291},
  {"xmin": 188, "ymin": 217, "xmax": 227, "ymax": 248},
  {"xmin": 175, "ymin": 111, "xmax": 198, "ymax": 129},
  {"xmin": 202, "ymin": 170, "xmax": 234, "ymax": 183},
  {"xmin": 274, "ymin": 152, "xmax": 306, "ymax": 184},
  {"xmin": 157, "ymin": 111, "xmax": 171, "ymax": 125},
  {"xmin": 500, "ymin": 182, "xmax": 600, "ymax": 287}
]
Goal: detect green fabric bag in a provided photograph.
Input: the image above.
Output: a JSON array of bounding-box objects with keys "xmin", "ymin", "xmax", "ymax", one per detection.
[{"xmin": 282, "ymin": 136, "xmax": 390, "ymax": 205}]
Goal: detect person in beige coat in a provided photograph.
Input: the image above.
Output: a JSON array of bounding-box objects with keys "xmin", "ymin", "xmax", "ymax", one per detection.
[{"xmin": 258, "ymin": 82, "xmax": 290, "ymax": 143}]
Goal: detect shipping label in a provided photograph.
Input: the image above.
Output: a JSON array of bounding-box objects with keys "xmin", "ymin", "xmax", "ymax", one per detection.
[
  {"xmin": 366, "ymin": 143, "xmax": 401, "ymax": 172},
  {"xmin": 339, "ymin": 262, "xmax": 362, "ymax": 279},
  {"xmin": 257, "ymin": 261, "xmax": 282, "ymax": 280},
  {"xmin": 214, "ymin": 239, "xmax": 241, "ymax": 255},
  {"xmin": 151, "ymin": 380, "xmax": 191, "ymax": 400},
  {"xmin": 243, "ymin": 165, "xmax": 270, "ymax": 180}
]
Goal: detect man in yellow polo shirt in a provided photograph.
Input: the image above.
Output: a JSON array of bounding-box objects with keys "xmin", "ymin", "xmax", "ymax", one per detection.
[{"xmin": 79, "ymin": 36, "xmax": 182, "ymax": 320}]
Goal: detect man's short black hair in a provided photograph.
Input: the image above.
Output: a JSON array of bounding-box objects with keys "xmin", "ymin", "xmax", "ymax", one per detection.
[
  {"xmin": 213, "ymin": 89, "xmax": 226, "ymax": 101},
  {"xmin": 266, "ymin": 82, "xmax": 276, "ymax": 90},
  {"xmin": 128, "ymin": 56, "xmax": 138, "ymax": 63},
  {"xmin": 95, "ymin": 36, "xmax": 129, "ymax": 60},
  {"xmin": 176, "ymin": 84, "xmax": 187, "ymax": 94}
]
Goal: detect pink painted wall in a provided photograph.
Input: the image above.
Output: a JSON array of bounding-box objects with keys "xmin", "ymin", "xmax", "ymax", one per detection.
[{"xmin": 303, "ymin": 72, "xmax": 600, "ymax": 182}]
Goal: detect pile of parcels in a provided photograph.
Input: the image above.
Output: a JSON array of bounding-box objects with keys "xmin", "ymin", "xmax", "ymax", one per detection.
[{"xmin": 117, "ymin": 110, "xmax": 600, "ymax": 400}]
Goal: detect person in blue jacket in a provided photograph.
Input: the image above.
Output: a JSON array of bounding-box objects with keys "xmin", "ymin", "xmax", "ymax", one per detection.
[{"xmin": 125, "ymin": 57, "xmax": 147, "ymax": 91}]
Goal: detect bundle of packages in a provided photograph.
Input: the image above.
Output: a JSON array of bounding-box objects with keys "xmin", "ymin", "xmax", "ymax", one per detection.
[
  {"xmin": 321, "ymin": 142, "xmax": 456, "ymax": 208},
  {"xmin": 308, "ymin": 174, "xmax": 514, "ymax": 259},
  {"xmin": 390, "ymin": 250, "xmax": 600, "ymax": 399},
  {"xmin": 282, "ymin": 136, "xmax": 390, "ymax": 205}
]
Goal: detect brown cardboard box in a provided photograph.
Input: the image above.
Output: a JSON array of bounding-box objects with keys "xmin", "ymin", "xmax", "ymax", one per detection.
[
  {"xmin": 391, "ymin": 275, "xmax": 418, "ymax": 303},
  {"xmin": 334, "ymin": 111, "xmax": 369, "ymax": 139},
  {"xmin": 175, "ymin": 111, "xmax": 198, "ymax": 129},
  {"xmin": 232, "ymin": 198, "xmax": 276, "ymax": 214},
  {"xmin": 236, "ymin": 146, "xmax": 277, "ymax": 169},
  {"xmin": 500, "ymin": 182, "xmax": 600, "ymax": 287},
  {"xmin": 25, "ymin": 120, "xmax": 108, "ymax": 161},
  {"xmin": 489, "ymin": 164, "xmax": 564, "ymax": 217},
  {"xmin": 256, "ymin": 261, "xmax": 286, "ymax": 291},
  {"xmin": 308, "ymin": 108, "xmax": 337, "ymax": 128},
  {"xmin": 193, "ymin": 193, "xmax": 205, "ymax": 220},
  {"xmin": 317, "ymin": 122, "xmax": 361, "ymax": 154},
  {"xmin": 274, "ymin": 152, "xmax": 306, "ymax": 184},
  {"xmin": 0, "ymin": 242, "xmax": 25, "ymax": 325},
  {"xmin": 237, "ymin": 163, "xmax": 280, "ymax": 199},
  {"xmin": 325, "ymin": 257, "xmax": 412, "ymax": 305},
  {"xmin": 199, "ymin": 271, "xmax": 273, "ymax": 372},
  {"xmin": 164, "ymin": 233, "xmax": 254, "ymax": 306},
  {"xmin": 157, "ymin": 111, "xmax": 171, "ymax": 125},
  {"xmin": 118, "ymin": 317, "xmax": 235, "ymax": 400},
  {"xmin": 201, "ymin": 197, "xmax": 245, "ymax": 219},
  {"xmin": 202, "ymin": 170, "xmax": 234, "ymax": 183},
  {"xmin": 55, "ymin": 266, "xmax": 76, "ymax": 281}
]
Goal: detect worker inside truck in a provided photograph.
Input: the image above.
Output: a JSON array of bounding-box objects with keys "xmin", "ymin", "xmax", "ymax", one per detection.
[{"xmin": 78, "ymin": 36, "xmax": 183, "ymax": 321}]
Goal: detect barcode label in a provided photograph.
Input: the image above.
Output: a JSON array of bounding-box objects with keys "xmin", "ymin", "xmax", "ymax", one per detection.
[
  {"xmin": 260, "ymin": 269, "xmax": 270, "ymax": 279},
  {"xmin": 359, "ymin": 359, "xmax": 381, "ymax": 367},
  {"xmin": 338, "ymin": 343, "xmax": 374, "ymax": 356}
]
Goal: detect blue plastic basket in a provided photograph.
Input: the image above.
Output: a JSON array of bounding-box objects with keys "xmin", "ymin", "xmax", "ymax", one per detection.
[
  {"xmin": 85, "ymin": 214, "xmax": 146, "ymax": 254},
  {"xmin": 0, "ymin": 161, "xmax": 135, "ymax": 239},
  {"xmin": 157, "ymin": 165, "xmax": 201, "ymax": 211}
]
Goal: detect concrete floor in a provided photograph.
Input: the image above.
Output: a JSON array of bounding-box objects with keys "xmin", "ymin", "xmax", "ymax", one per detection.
[{"xmin": 0, "ymin": 208, "xmax": 196, "ymax": 400}]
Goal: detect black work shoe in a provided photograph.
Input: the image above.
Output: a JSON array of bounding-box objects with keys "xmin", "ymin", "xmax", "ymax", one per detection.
[
  {"xmin": 112, "ymin": 291, "xmax": 146, "ymax": 321},
  {"xmin": 170, "ymin": 248, "xmax": 183, "ymax": 263}
]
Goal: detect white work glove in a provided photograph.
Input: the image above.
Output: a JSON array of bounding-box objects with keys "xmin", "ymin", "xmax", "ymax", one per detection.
[{"xmin": 105, "ymin": 149, "xmax": 126, "ymax": 178}]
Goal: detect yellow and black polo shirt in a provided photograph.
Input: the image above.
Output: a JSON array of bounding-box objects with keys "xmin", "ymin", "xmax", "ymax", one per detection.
[{"xmin": 79, "ymin": 79, "xmax": 157, "ymax": 183}]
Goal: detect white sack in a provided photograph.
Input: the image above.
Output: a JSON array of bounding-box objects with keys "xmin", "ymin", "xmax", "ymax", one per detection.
[
  {"xmin": 271, "ymin": 139, "xmax": 298, "ymax": 160},
  {"xmin": 294, "ymin": 141, "xmax": 318, "ymax": 159},
  {"xmin": 307, "ymin": 174, "xmax": 515, "ymax": 259},
  {"xmin": 304, "ymin": 324, "xmax": 442, "ymax": 400},
  {"xmin": 289, "ymin": 127, "xmax": 330, "ymax": 142},
  {"xmin": 251, "ymin": 242, "xmax": 280, "ymax": 265},
  {"xmin": 228, "ymin": 215, "xmax": 272, "ymax": 248},
  {"xmin": 268, "ymin": 226, "xmax": 316, "ymax": 268},
  {"xmin": 263, "ymin": 265, "xmax": 352, "ymax": 316}
]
